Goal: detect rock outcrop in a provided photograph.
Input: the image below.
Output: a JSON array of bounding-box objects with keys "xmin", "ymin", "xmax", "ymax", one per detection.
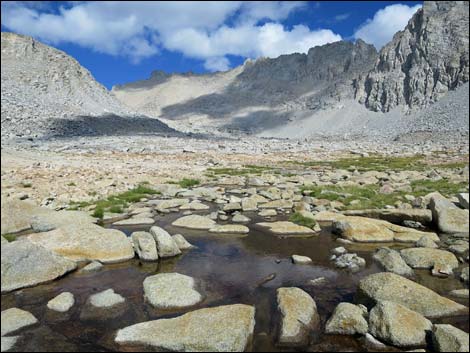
[{"xmin": 356, "ymin": 1, "xmax": 469, "ymax": 113}]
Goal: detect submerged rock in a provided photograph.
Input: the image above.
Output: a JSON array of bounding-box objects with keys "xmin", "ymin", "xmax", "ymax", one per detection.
[
  {"xmin": 172, "ymin": 234, "xmax": 194, "ymax": 250},
  {"xmin": 79, "ymin": 261, "xmax": 103, "ymax": 273},
  {"xmin": 143, "ymin": 273, "xmax": 203, "ymax": 309},
  {"xmin": 369, "ymin": 301, "xmax": 432, "ymax": 347},
  {"xmin": 209, "ymin": 224, "xmax": 249, "ymax": 234},
  {"xmin": 333, "ymin": 253, "xmax": 366, "ymax": 272},
  {"xmin": 1, "ymin": 308, "xmax": 38, "ymax": 336},
  {"xmin": 47, "ymin": 292, "xmax": 75, "ymax": 312},
  {"xmin": 113, "ymin": 217, "xmax": 155, "ymax": 226},
  {"xmin": 115, "ymin": 304, "xmax": 255, "ymax": 352},
  {"xmin": 277, "ymin": 287, "xmax": 319, "ymax": 346},
  {"xmin": 357, "ymin": 272, "xmax": 468, "ymax": 318},
  {"xmin": 325, "ymin": 302, "xmax": 368, "ymax": 335},
  {"xmin": 1, "ymin": 240, "xmax": 77, "ymax": 293}
]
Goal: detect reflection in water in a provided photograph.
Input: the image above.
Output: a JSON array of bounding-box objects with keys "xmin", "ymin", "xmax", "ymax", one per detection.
[{"xmin": 2, "ymin": 210, "xmax": 468, "ymax": 352}]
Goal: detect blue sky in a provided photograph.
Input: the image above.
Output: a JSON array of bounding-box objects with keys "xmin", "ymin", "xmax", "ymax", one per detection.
[{"xmin": 1, "ymin": 1, "xmax": 422, "ymax": 89}]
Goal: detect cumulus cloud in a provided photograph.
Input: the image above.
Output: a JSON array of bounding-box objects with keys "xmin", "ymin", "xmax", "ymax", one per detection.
[
  {"xmin": 1, "ymin": 1, "xmax": 342, "ymax": 70},
  {"xmin": 353, "ymin": 3, "xmax": 422, "ymax": 49}
]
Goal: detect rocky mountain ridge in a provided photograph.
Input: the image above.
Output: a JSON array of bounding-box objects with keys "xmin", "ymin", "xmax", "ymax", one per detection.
[{"xmin": 113, "ymin": 1, "xmax": 469, "ymax": 137}]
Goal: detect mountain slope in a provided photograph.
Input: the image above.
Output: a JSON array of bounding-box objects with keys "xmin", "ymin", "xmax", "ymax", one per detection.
[
  {"xmin": 356, "ymin": 1, "xmax": 469, "ymax": 112},
  {"xmin": 112, "ymin": 40, "xmax": 378, "ymax": 134},
  {"xmin": 1, "ymin": 32, "xmax": 174, "ymax": 139}
]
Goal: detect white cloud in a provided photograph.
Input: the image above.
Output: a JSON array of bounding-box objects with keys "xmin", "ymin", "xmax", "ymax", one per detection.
[
  {"xmin": 334, "ymin": 13, "xmax": 350, "ymax": 22},
  {"xmin": 204, "ymin": 57, "xmax": 231, "ymax": 72},
  {"xmin": 353, "ymin": 3, "xmax": 422, "ymax": 49},
  {"xmin": 1, "ymin": 1, "xmax": 342, "ymax": 69}
]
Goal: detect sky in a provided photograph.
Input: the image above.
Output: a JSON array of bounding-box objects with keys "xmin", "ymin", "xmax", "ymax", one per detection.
[{"xmin": 1, "ymin": 1, "xmax": 423, "ymax": 89}]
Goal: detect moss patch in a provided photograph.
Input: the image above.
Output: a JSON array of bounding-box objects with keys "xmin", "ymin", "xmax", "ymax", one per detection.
[
  {"xmin": 289, "ymin": 212, "xmax": 316, "ymax": 229},
  {"xmin": 3, "ymin": 234, "xmax": 16, "ymax": 242}
]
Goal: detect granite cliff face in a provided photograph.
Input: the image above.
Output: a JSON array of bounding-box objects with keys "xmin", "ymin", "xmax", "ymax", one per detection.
[
  {"xmin": 356, "ymin": 1, "xmax": 469, "ymax": 112},
  {"xmin": 1, "ymin": 32, "xmax": 173, "ymax": 139}
]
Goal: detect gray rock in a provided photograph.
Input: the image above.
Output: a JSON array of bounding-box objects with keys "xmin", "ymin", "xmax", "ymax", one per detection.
[
  {"xmin": 432, "ymin": 324, "xmax": 469, "ymax": 352},
  {"xmin": 400, "ymin": 248, "xmax": 459, "ymax": 271},
  {"xmin": 47, "ymin": 292, "xmax": 75, "ymax": 312},
  {"xmin": 429, "ymin": 193, "xmax": 469, "ymax": 234},
  {"xmin": 113, "ymin": 217, "xmax": 155, "ymax": 226},
  {"xmin": 369, "ymin": 301, "xmax": 432, "ymax": 347},
  {"xmin": 232, "ymin": 214, "xmax": 251, "ymax": 223},
  {"xmin": 373, "ymin": 247, "xmax": 414, "ymax": 277},
  {"xmin": 149, "ymin": 226, "xmax": 181, "ymax": 258},
  {"xmin": 461, "ymin": 266, "xmax": 469, "ymax": 283},
  {"xmin": 449, "ymin": 289, "xmax": 469, "ymax": 299},
  {"xmin": 357, "ymin": 272, "xmax": 468, "ymax": 318},
  {"xmin": 331, "ymin": 246, "xmax": 347, "ymax": 256},
  {"xmin": 1, "ymin": 336, "xmax": 19, "ymax": 352},
  {"xmin": 172, "ymin": 234, "xmax": 194, "ymax": 250},
  {"xmin": 325, "ymin": 303, "xmax": 368, "ymax": 335},
  {"xmin": 115, "ymin": 304, "xmax": 255, "ymax": 352},
  {"xmin": 1, "ymin": 308, "xmax": 38, "ymax": 336},
  {"xmin": 79, "ymin": 261, "xmax": 103, "ymax": 273},
  {"xmin": 171, "ymin": 215, "xmax": 216, "ymax": 230},
  {"xmin": 89, "ymin": 289, "xmax": 125, "ymax": 308},
  {"xmin": 131, "ymin": 231, "xmax": 158, "ymax": 261},
  {"xmin": 1, "ymin": 240, "xmax": 77, "ymax": 293},
  {"xmin": 277, "ymin": 287, "xmax": 319, "ymax": 346},
  {"xmin": 457, "ymin": 193, "xmax": 469, "ymax": 209},
  {"xmin": 333, "ymin": 253, "xmax": 366, "ymax": 272},
  {"xmin": 143, "ymin": 273, "xmax": 203, "ymax": 309},
  {"xmin": 416, "ymin": 235, "xmax": 439, "ymax": 248},
  {"xmin": 291, "ymin": 255, "xmax": 312, "ymax": 265}
]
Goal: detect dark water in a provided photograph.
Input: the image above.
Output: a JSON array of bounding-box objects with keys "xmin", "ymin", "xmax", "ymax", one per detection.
[{"xmin": 2, "ymin": 210, "xmax": 468, "ymax": 352}]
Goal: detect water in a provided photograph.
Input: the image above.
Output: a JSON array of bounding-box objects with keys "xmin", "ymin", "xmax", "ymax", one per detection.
[{"xmin": 2, "ymin": 210, "xmax": 468, "ymax": 352}]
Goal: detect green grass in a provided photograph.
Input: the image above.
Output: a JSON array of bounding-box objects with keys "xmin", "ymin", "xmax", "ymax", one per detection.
[
  {"xmin": 206, "ymin": 164, "xmax": 276, "ymax": 176},
  {"xmin": 169, "ymin": 178, "xmax": 200, "ymax": 188},
  {"xmin": 108, "ymin": 205, "xmax": 124, "ymax": 214},
  {"xmin": 70, "ymin": 184, "xmax": 160, "ymax": 219},
  {"xmin": 289, "ymin": 212, "xmax": 316, "ymax": 229},
  {"xmin": 3, "ymin": 234, "xmax": 16, "ymax": 242},
  {"xmin": 22, "ymin": 182, "xmax": 32, "ymax": 188},
  {"xmin": 67, "ymin": 182, "xmax": 76, "ymax": 187},
  {"xmin": 410, "ymin": 179, "xmax": 468, "ymax": 197},
  {"xmin": 300, "ymin": 179, "xmax": 469, "ymax": 210},
  {"xmin": 288, "ymin": 155, "xmax": 426, "ymax": 172}
]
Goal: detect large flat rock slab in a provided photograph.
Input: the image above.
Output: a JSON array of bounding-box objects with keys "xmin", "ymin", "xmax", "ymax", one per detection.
[
  {"xmin": 357, "ymin": 272, "xmax": 468, "ymax": 318},
  {"xmin": 172, "ymin": 215, "xmax": 216, "ymax": 230},
  {"xmin": 1, "ymin": 240, "xmax": 77, "ymax": 293},
  {"xmin": 28, "ymin": 222, "xmax": 135, "ymax": 263},
  {"xmin": 343, "ymin": 209, "xmax": 432, "ymax": 225},
  {"xmin": 143, "ymin": 273, "xmax": 203, "ymax": 309},
  {"xmin": 115, "ymin": 304, "xmax": 255, "ymax": 352},
  {"xmin": 1, "ymin": 198, "xmax": 95, "ymax": 235},
  {"xmin": 257, "ymin": 221, "xmax": 315, "ymax": 237},
  {"xmin": 332, "ymin": 215, "xmax": 439, "ymax": 243}
]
